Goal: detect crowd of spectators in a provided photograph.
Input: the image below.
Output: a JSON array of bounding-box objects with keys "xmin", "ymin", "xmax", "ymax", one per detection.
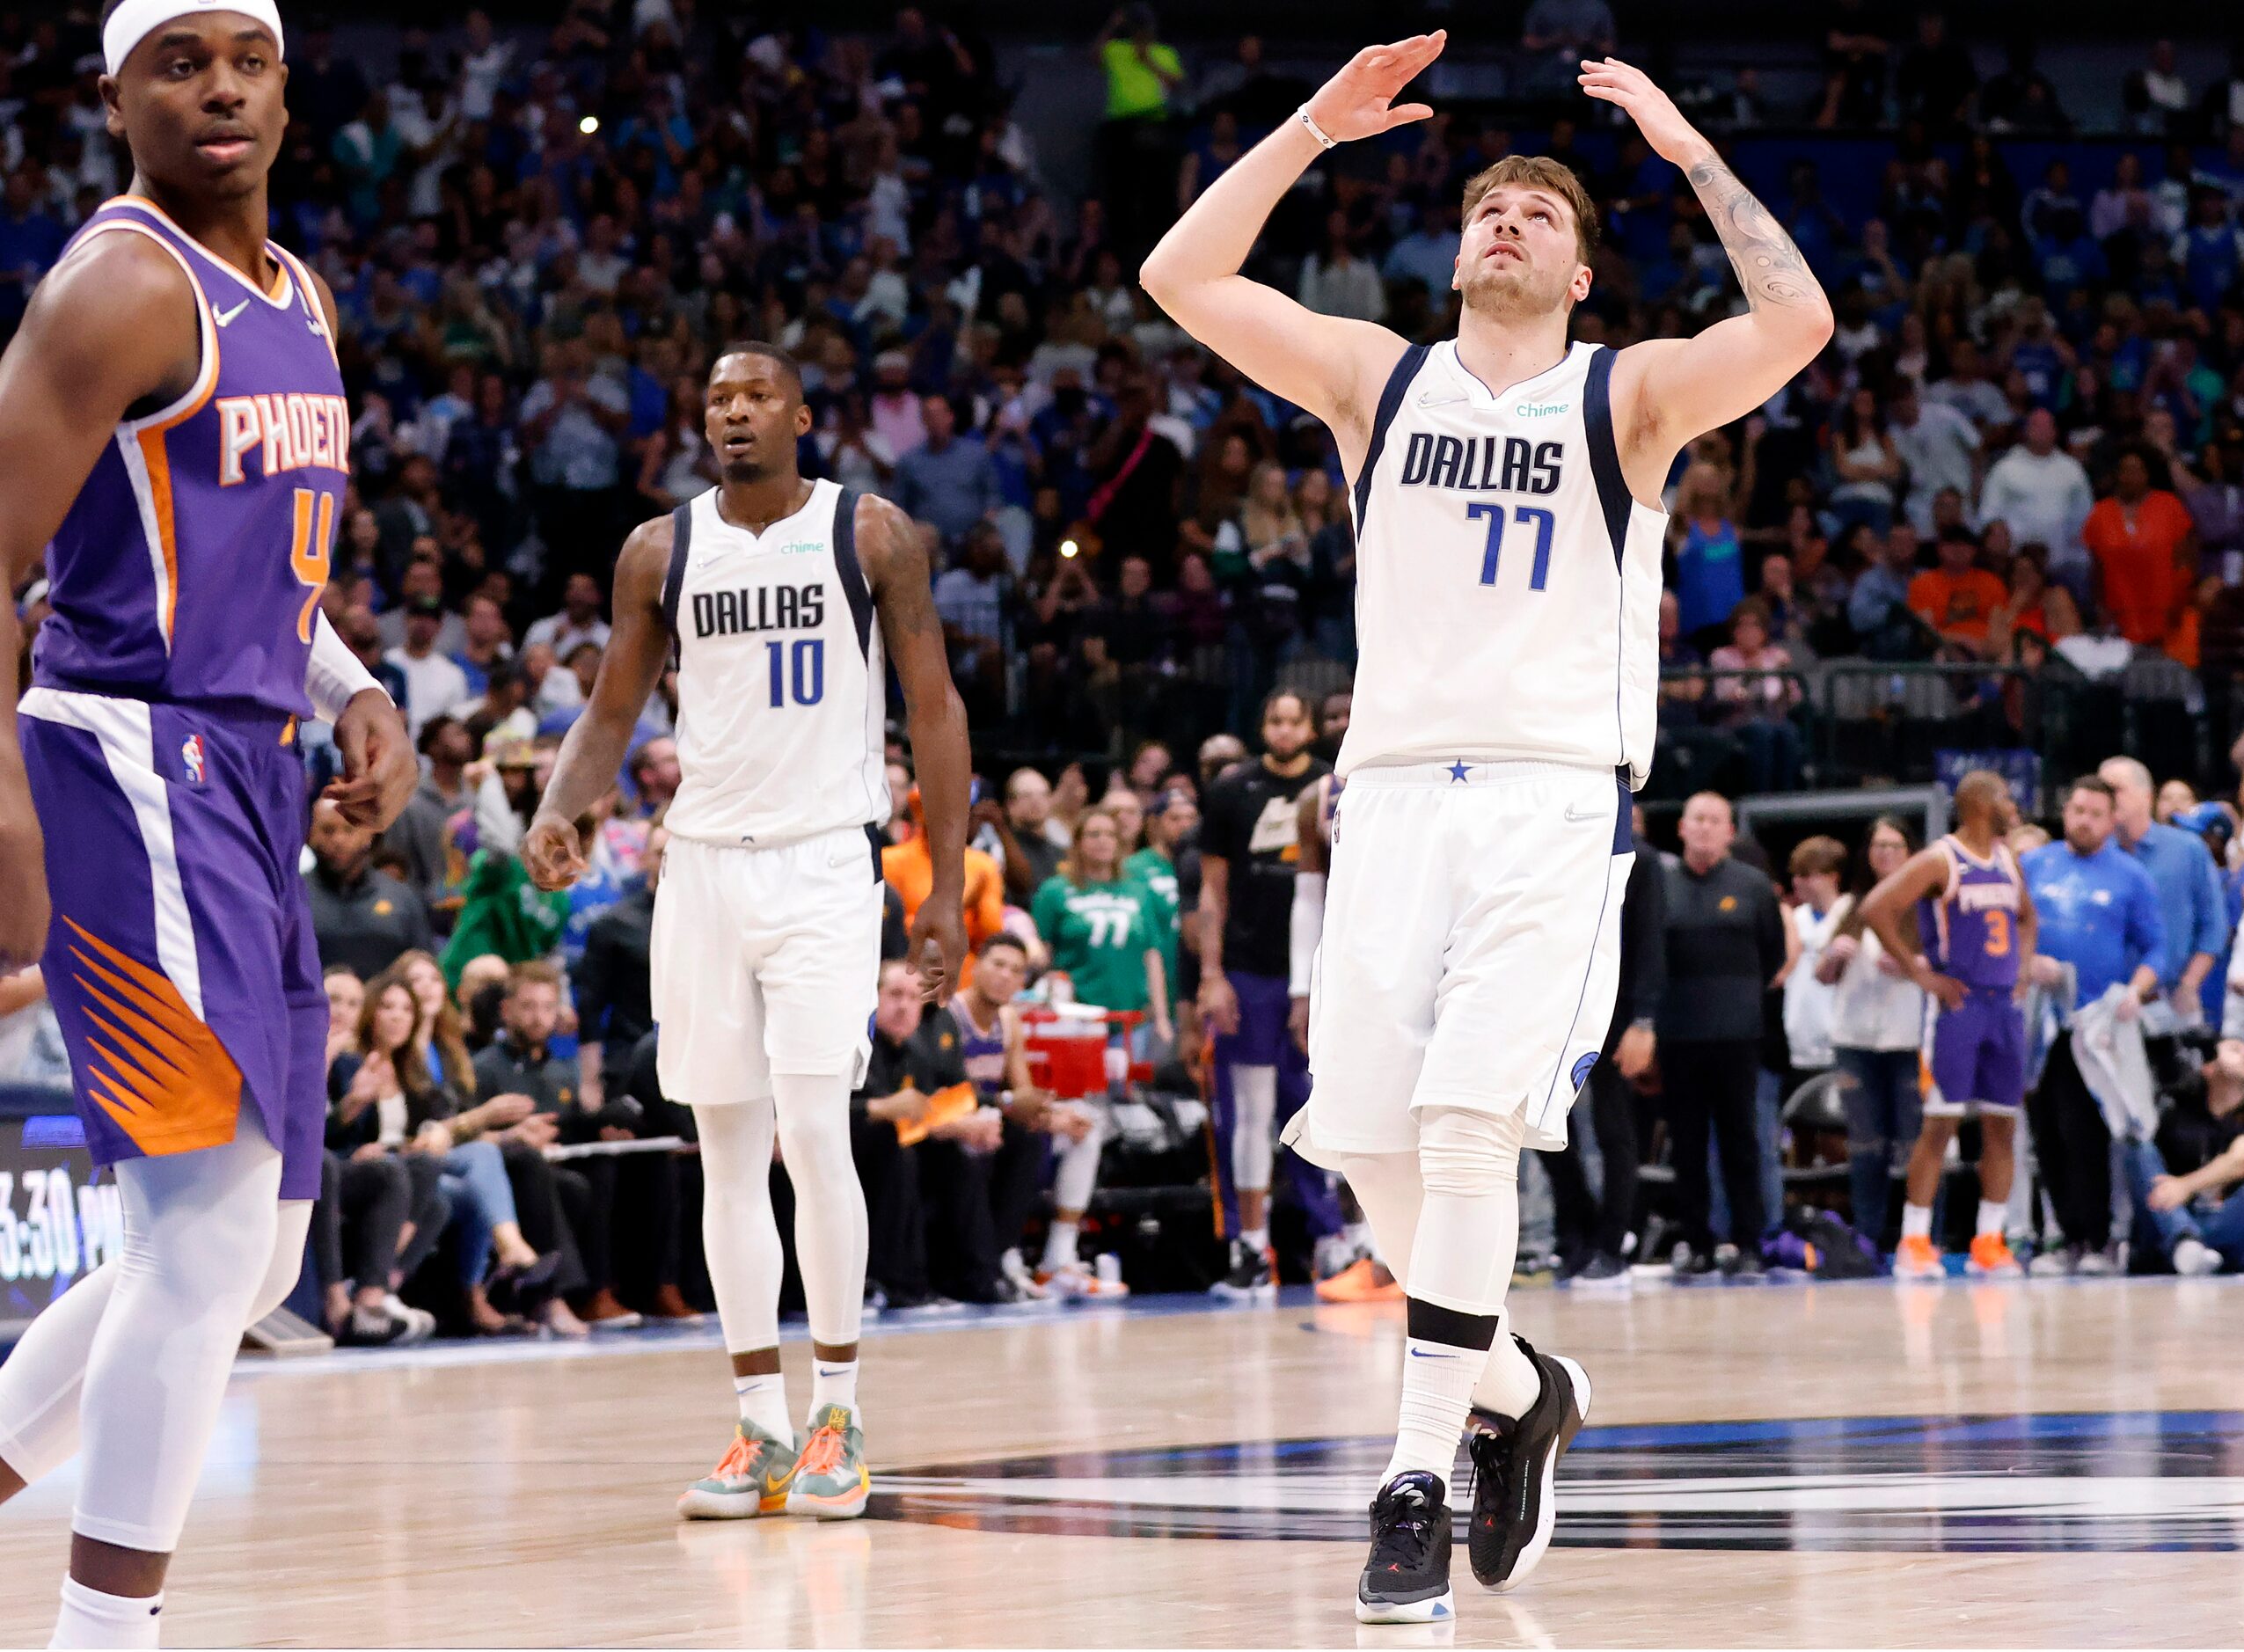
[{"xmin": 7, "ymin": 6, "xmax": 2244, "ymax": 1330}]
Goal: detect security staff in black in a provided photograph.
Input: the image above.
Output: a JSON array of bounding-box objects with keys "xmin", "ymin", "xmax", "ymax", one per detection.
[{"xmin": 1657, "ymin": 793, "xmax": 1787, "ymax": 1275}]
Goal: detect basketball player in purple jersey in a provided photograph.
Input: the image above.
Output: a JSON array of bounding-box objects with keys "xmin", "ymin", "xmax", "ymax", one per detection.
[
  {"xmin": 0, "ymin": 4, "xmax": 414, "ymax": 1642},
  {"xmin": 1858, "ymin": 771, "xmax": 2037, "ymax": 1281}
]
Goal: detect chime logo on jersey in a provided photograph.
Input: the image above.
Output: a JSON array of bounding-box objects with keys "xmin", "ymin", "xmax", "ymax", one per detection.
[
  {"xmin": 690, "ymin": 581, "xmax": 827, "ymax": 640},
  {"xmin": 1396, "ymin": 431, "xmax": 1563, "ymax": 494}
]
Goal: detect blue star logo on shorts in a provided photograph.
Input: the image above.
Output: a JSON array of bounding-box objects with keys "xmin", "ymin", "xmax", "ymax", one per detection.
[{"xmin": 1447, "ymin": 760, "xmax": 1471, "ymax": 783}]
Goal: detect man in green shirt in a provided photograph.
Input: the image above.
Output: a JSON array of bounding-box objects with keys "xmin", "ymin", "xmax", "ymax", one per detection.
[{"xmin": 1125, "ymin": 800, "xmax": 1187, "ymax": 1018}]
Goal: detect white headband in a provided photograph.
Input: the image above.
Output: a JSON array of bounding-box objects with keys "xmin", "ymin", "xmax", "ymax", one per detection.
[{"xmin": 104, "ymin": 0, "xmax": 285, "ymax": 77}]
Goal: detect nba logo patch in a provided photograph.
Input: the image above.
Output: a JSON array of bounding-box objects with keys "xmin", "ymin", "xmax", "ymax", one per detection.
[{"xmin": 180, "ymin": 734, "xmax": 206, "ymax": 786}]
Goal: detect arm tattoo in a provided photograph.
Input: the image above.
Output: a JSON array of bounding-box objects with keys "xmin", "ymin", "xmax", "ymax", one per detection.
[
  {"xmin": 1685, "ymin": 155, "xmax": 1817, "ymax": 311},
  {"xmin": 861, "ymin": 496, "xmax": 947, "ymax": 675}
]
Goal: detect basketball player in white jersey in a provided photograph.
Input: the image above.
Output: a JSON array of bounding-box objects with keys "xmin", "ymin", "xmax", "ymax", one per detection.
[
  {"xmin": 1144, "ymin": 40, "xmax": 1832, "ymax": 1621},
  {"xmin": 524, "ymin": 344, "xmax": 970, "ymax": 1523}
]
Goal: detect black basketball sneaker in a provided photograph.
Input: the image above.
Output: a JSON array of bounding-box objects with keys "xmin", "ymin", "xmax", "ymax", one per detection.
[
  {"xmin": 1463, "ymin": 1336, "xmax": 1593, "ymax": 1591},
  {"xmin": 1354, "ymin": 1469, "xmax": 1454, "ymax": 1624}
]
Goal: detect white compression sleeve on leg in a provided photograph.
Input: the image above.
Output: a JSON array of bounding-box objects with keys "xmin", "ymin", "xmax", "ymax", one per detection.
[
  {"xmin": 771, "ymin": 1071, "xmax": 866, "ymax": 1348},
  {"xmin": 1406, "ymin": 1107, "xmax": 1546, "ymax": 1421},
  {"xmin": 73, "ymin": 1116, "xmax": 285, "ymax": 1553},
  {"xmin": 1231, "ymin": 1065, "xmax": 1277, "ymax": 1195},
  {"xmin": 0, "ymin": 1199, "xmax": 311, "ymax": 1491},
  {"xmin": 1051, "ymin": 1108, "xmax": 1109, "ymax": 1214},
  {"xmin": 695, "ymin": 1100, "xmax": 784, "ymax": 1355},
  {"xmin": 1288, "ymin": 871, "xmax": 1325, "ymax": 999},
  {"xmin": 0, "ymin": 1264, "xmax": 116, "ymax": 1486},
  {"xmin": 1407, "ymin": 1107, "xmax": 1524, "ymax": 1318},
  {"xmin": 1337, "ymin": 1151, "xmax": 1422, "ymax": 1294}
]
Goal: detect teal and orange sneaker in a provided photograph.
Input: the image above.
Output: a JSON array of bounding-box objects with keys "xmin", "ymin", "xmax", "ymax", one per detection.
[
  {"xmin": 786, "ymin": 1403, "xmax": 870, "ymax": 1519},
  {"xmin": 677, "ymin": 1421, "xmax": 798, "ymax": 1520}
]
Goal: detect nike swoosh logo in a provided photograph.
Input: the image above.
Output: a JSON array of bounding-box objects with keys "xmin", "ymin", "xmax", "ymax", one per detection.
[
  {"xmin": 1564, "ymin": 803, "xmax": 1604, "ymax": 822},
  {"xmin": 213, "ymin": 299, "xmax": 249, "ymax": 327},
  {"xmin": 1408, "ymin": 1348, "xmax": 1458, "ymax": 1360}
]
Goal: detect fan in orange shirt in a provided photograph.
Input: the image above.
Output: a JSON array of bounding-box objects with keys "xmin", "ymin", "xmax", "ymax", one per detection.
[
  {"xmin": 1906, "ymin": 529, "xmax": 2008, "ymax": 646},
  {"xmin": 2083, "ymin": 450, "xmax": 2198, "ymax": 646},
  {"xmin": 883, "ymin": 786, "xmax": 1008, "ymax": 988}
]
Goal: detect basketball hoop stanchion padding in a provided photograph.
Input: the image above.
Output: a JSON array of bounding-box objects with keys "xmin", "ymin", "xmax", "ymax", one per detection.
[{"xmin": 1019, "ymin": 1005, "xmax": 1151, "ymax": 1098}]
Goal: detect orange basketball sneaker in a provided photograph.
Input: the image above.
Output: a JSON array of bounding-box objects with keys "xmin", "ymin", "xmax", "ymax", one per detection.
[
  {"xmin": 1893, "ymin": 1234, "xmax": 1946, "ymax": 1280},
  {"xmin": 1316, "ymin": 1257, "xmax": 1404, "ymax": 1304},
  {"xmin": 1966, "ymin": 1232, "xmax": 2023, "ymax": 1277}
]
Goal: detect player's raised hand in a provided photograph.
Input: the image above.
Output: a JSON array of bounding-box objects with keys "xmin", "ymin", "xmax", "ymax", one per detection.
[
  {"xmin": 523, "ymin": 813, "xmax": 588, "ymax": 891},
  {"xmin": 1303, "ymin": 33, "xmax": 1445, "ymax": 144},
  {"xmin": 0, "ymin": 765, "xmax": 48, "ymax": 977},
  {"xmin": 1577, "ymin": 57, "xmax": 1707, "ymax": 164},
  {"xmin": 325, "ymin": 689, "xmax": 419, "ymax": 831}
]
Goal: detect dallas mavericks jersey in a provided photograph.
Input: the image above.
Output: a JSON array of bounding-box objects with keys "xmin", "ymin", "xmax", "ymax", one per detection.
[
  {"xmin": 661, "ymin": 479, "xmax": 888, "ymax": 849},
  {"xmin": 1919, "ymin": 835, "xmax": 2025, "ymax": 990},
  {"xmin": 1334, "ymin": 340, "xmax": 1666, "ymax": 786},
  {"xmin": 33, "ymin": 198, "xmax": 346, "ymax": 718}
]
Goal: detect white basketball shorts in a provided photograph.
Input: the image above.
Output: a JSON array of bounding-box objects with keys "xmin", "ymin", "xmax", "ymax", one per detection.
[
  {"xmin": 651, "ymin": 824, "xmax": 884, "ymax": 1108},
  {"xmin": 1285, "ymin": 759, "xmax": 1634, "ymax": 1164}
]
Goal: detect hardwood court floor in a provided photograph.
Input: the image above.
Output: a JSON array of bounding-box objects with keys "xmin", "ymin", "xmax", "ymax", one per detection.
[{"xmin": 3, "ymin": 1275, "xmax": 2241, "ymax": 1647}]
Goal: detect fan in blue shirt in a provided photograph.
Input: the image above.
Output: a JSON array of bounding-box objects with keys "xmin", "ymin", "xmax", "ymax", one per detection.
[
  {"xmin": 2021, "ymin": 779, "xmax": 2165, "ymax": 1011},
  {"xmin": 2100, "ymin": 758, "xmax": 2227, "ymax": 1005}
]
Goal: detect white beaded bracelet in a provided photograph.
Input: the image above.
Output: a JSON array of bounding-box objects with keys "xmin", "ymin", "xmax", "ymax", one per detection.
[{"xmin": 1295, "ymin": 104, "xmax": 1338, "ymax": 150}]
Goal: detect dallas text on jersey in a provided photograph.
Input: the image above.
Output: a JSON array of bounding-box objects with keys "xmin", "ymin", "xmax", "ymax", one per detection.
[
  {"xmin": 1394, "ymin": 433, "xmax": 1562, "ymax": 494},
  {"xmin": 690, "ymin": 581, "xmax": 826, "ymax": 640}
]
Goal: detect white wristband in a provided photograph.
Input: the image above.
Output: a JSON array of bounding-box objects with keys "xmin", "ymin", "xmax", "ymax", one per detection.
[
  {"xmin": 306, "ymin": 609, "xmax": 389, "ymax": 724},
  {"xmin": 1295, "ymin": 104, "xmax": 1338, "ymax": 150}
]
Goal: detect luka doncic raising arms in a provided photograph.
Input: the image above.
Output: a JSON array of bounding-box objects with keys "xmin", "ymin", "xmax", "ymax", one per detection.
[{"xmin": 1142, "ymin": 38, "xmax": 1832, "ymax": 1626}]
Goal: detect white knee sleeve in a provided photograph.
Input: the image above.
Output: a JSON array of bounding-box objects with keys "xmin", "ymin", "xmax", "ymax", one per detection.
[
  {"xmin": 696, "ymin": 1100, "xmax": 783, "ymax": 1356},
  {"xmin": 1337, "ymin": 1152, "xmax": 1422, "ymax": 1295},
  {"xmin": 1231, "ymin": 1065, "xmax": 1276, "ymax": 1195},
  {"xmin": 772, "ymin": 1071, "xmax": 866, "ymax": 1348},
  {"xmin": 1052, "ymin": 1109, "xmax": 1108, "ymax": 1214},
  {"xmin": 75, "ymin": 1120, "xmax": 286, "ymax": 1553},
  {"xmin": 1406, "ymin": 1107, "xmax": 1526, "ymax": 1319},
  {"xmin": 0, "ymin": 1263, "xmax": 116, "ymax": 1487},
  {"xmin": 0, "ymin": 1196, "xmax": 310, "ymax": 1494},
  {"xmin": 252, "ymin": 1202, "xmax": 313, "ymax": 1321}
]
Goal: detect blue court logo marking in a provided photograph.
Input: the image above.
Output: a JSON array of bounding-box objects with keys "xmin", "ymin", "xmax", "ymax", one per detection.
[{"xmin": 869, "ymin": 1411, "xmax": 2244, "ymax": 1551}]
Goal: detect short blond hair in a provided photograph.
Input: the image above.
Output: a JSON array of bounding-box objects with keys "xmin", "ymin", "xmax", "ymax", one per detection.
[{"xmin": 1460, "ymin": 155, "xmax": 1599, "ymax": 268}]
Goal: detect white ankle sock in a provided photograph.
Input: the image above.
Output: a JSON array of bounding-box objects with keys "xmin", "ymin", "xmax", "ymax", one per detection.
[
  {"xmin": 1241, "ymin": 1226, "xmax": 1269, "ymax": 1254},
  {"xmin": 1902, "ymin": 1203, "xmax": 1933, "ymax": 1241},
  {"xmin": 810, "ymin": 1357, "xmax": 859, "ymax": 1424},
  {"xmin": 1343, "ymin": 1219, "xmax": 1370, "ymax": 1253},
  {"xmin": 1041, "ymin": 1219, "xmax": 1080, "ymax": 1273},
  {"xmin": 1469, "ymin": 1330, "xmax": 1545, "ymax": 1421},
  {"xmin": 733, "ymin": 1370, "xmax": 792, "ymax": 1444},
  {"xmin": 1976, "ymin": 1201, "xmax": 2007, "ymax": 1238},
  {"xmin": 1382, "ymin": 1337, "xmax": 1491, "ymax": 1501},
  {"xmin": 52, "ymin": 1578, "xmax": 161, "ymax": 1650}
]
